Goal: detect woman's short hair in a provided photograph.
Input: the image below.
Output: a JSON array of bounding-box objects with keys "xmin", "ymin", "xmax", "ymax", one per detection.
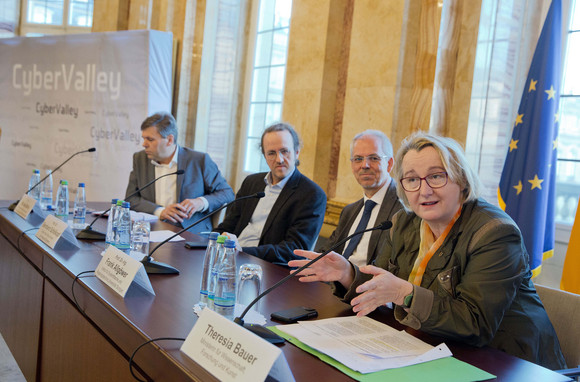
[
  {"xmin": 392, "ymin": 131, "xmax": 482, "ymax": 210},
  {"xmin": 141, "ymin": 112, "xmax": 178, "ymax": 142}
]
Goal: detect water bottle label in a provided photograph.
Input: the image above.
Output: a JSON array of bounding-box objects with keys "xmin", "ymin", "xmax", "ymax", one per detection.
[{"xmin": 213, "ymin": 297, "xmax": 235, "ymax": 308}]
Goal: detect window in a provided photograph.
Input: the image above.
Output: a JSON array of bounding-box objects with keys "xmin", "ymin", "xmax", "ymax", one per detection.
[
  {"xmin": 243, "ymin": 0, "xmax": 292, "ymax": 173},
  {"xmin": 21, "ymin": 0, "xmax": 93, "ymax": 36},
  {"xmin": 0, "ymin": 0, "xmax": 18, "ymax": 38},
  {"xmin": 556, "ymin": 0, "xmax": 580, "ymax": 224}
]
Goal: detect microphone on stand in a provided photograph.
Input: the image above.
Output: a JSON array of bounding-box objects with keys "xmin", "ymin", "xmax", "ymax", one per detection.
[
  {"xmin": 76, "ymin": 169, "xmax": 185, "ymax": 240},
  {"xmin": 142, "ymin": 192, "xmax": 266, "ymax": 275},
  {"xmin": 9, "ymin": 147, "xmax": 97, "ymax": 211},
  {"xmin": 233, "ymin": 220, "xmax": 394, "ymax": 343}
]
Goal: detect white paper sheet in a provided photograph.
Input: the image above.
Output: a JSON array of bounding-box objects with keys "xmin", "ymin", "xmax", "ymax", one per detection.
[
  {"xmin": 277, "ymin": 316, "xmax": 452, "ymax": 373},
  {"xmin": 149, "ymin": 230, "xmax": 184, "ymax": 242},
  {"xmin": 92, "ymin": 210, "xmax": 158, "ymax": 223}
]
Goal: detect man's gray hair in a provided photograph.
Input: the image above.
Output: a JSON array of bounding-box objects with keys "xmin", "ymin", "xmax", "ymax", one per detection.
[
  {"xmin": 350, "ymin": 129, "xmax": 393, "ymax": 159},
  {"xmin": 141, "ymin": 112, "xmax": 178, "ymax": 142}
]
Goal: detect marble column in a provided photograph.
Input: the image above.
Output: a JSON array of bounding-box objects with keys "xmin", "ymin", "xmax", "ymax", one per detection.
[
  {"xmin": 92, "ymin": 0, "xmax": 130, "ymax": 32},
  {"xmin": 430, "ymin": 0, "xmax": 481, "ymax": 143}
]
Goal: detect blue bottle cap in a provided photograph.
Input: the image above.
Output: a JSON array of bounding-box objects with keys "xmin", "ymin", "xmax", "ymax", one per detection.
[
  {"xmin": 34, "ymin": 169, "xmax": 40, "ymax": 174},
  {"xmin": 224, "ymin": 239, "xmax": 236, "ymax": 248},
  {"xmin": 111, "ymin": 198, "xmax": 118, "ymax": 204},
  {"xmin": 209, "ymin": 232, "xmax": 219, "ymax": 240},
  {"xmin": 122, "ymin": 202, "xmax": 130, "ymax": 208},
  {"xmin": 78, "ymin": 183, "xmax": 85, "ymax": 187}
]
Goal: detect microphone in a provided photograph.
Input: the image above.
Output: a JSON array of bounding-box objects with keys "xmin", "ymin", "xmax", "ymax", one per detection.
[
  {"xmin": 233, "ymin": 219, "xmax": 393, "ymax": 342},
  {"xmin": 142, "ymin": 191, "xmax": 266, "ymax": 275},
  {"xmin": 76, "ymin": 169, "xmax": 185, "ymax": 240},
  {"xmin": 9, "ymin": 147, "xmax": 97, "ymax": 211}
]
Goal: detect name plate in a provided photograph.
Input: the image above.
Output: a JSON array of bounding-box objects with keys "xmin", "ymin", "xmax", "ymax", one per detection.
[
  {"xmin": 35, "ymin": 214, "xmax": 68, "ymax": 248},
  {"xmin": 181, "ymin": 308, "xmax": 294, "ymax": 382},
  {"xmin": 95, "ymin": 246, "xmax": 155, "ymax": 297},
  {"xmin": 14, "ymin": 194, "xmax": 36, "ymax": 219}
]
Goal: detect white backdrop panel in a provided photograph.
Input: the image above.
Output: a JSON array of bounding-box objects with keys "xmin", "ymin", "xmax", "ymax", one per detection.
[{"xmin": 0, "ymin": 30, "xmax": 172, "ymax": 202}]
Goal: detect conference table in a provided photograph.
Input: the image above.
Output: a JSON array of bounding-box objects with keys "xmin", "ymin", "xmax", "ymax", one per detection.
[{"xmin": 0, "ymin": 201, "xmax": 569, "ymax": 381}]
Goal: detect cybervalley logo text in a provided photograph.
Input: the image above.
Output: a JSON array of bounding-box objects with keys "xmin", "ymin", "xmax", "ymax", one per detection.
[{"xmin": 12, "ymin": 63, "xmax": 122, "ymax": 100}]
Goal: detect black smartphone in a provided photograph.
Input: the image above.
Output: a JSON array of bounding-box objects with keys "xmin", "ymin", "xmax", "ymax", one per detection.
[
  {"xmin": 184, "ymin": 239, "xmax": 208, "ymax": 249},
  {"xmin": 271, "ymin": 306, "xmax": 318, "ymax": 324}
]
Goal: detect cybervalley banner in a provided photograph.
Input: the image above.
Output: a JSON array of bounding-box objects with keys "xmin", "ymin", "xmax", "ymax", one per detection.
[{"xmin": 0, "ymin": 30, "xmax": 172, "ymax": 202}]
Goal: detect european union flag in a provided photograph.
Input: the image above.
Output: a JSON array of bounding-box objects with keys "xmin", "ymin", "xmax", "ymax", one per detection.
[{"xmin": 498, "ymin": 0, "xmax": 562, "ymax": 277}]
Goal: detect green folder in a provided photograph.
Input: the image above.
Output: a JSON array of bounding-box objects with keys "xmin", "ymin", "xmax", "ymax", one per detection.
[{"xmin": 269, "ymin": 327, "xmax": 496, "ymax": 382}]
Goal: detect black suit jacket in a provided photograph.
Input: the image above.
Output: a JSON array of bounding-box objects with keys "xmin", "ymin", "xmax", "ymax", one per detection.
[
  {"xmin": 217, "ymin": 169, "xmax": 327, "ymax": 265},
  {"xmin": 316, "ymin": 179, "xmax": 401, "ymax": 264}
]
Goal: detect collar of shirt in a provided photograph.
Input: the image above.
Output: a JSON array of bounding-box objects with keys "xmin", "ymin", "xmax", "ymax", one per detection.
[
  {"xmin": 237, "ymin": 168, "xmax": 296, "ymax": 247},
  {"xmin": 363, "ymin": 178, "xmax": 391, "ymax": 205},
  {"xmin": 151, "ymin": 145, "xmax": 178, "ymax": 169},
  {"xmin": 264, "ymin": 167, "xmax": 295, "ymax": 190}
]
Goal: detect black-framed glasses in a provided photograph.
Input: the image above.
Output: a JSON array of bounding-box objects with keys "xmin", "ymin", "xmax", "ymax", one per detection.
[
  {"xmin": 400, "ymin": 172, "xmax": 448, "ymax": 192},
  {"xmin": 350, "ymin": 155, "xmax": 388, "ymax": 165}
]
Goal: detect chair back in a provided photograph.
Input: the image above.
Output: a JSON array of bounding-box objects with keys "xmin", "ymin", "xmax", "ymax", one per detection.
[{"xmin": 535, "ymin": 283, "xmax": 580, "ymax": 368}]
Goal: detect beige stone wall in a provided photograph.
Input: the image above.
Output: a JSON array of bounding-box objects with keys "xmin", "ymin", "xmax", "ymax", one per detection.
[
  {"xmin": 91, "ymin": 0, "xmax": 482, "ymax": 231},
  {"xmin": 281, "ymin": 0, "xmax": 481, "ymax": 234}
]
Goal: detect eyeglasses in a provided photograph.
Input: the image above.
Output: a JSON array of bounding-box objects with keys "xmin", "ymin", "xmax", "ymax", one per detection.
[
  {"xmin": 400, "ymin": 172, "xmax": 448, "ymax": 192},
  {"xmin": 350, "ymin": 155, "xmax": 388, "ymax": 165},
  {"xmin": 265, "ymin": 148, "xmax": 292, "ymax": 161}
]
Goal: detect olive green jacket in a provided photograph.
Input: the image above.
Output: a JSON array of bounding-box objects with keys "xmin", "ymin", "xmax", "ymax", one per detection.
[{"xmin": 335, "ymin": 199, "xmax": 566, "ymax": 369}]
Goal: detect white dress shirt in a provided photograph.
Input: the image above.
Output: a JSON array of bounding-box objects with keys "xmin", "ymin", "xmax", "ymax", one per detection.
[
  {"xmin": 152, "ymin": 147, "xmax": 179, "ymax": 215},
  {"xmin": 344, "ymin": 181, "xmax": 390, "ymax": 268}
]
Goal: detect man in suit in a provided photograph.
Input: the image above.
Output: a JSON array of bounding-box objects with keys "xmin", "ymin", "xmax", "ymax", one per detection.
[
  {"xmin": 125, "ymin": 112, "xmax": 234, "ymax": 234},
  {"xmin": 217, "ymin": 122, "xmax": 327, "ymax": 265},
  {"xmin": 316, "ymin": 130, "xmax": 401, "ymax": 267}
]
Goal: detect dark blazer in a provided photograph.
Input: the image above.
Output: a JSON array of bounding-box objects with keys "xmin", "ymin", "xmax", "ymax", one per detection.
[
  {"xmin": 217, "ymin": 169, "xmax": 327, "ymax": 265},
  {"xmin": 317, "ymin": 179, "xmax": 401, "ymax": 264},
  {"xmin": 125, "ymin": 146, "xmax": 234, "ymax": 233}
]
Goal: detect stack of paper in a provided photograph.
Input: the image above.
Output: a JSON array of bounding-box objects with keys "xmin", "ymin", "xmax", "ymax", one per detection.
[{"xmin": 276, "ymin": 316, "xmax": 451, "ymax": 374}]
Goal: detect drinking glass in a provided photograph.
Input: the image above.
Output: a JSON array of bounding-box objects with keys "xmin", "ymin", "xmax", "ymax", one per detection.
[
  {"xmin": 237, "ymin": 264, "xmax": 263, "ymax": 308},
  {"xmin": 130, "ymin": 220, "xmax": 150, "ymax": 260}
]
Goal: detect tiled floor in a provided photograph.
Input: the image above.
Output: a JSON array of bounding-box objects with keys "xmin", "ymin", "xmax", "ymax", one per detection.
[{"xmin": 0, "ymin": 333, "xmax": 26, "ymax": 382}]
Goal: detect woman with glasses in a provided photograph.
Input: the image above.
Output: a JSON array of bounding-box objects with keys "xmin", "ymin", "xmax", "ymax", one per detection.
[{"xmin": 289, "ymin": 131, "xmax": 565, "ymax": 369}]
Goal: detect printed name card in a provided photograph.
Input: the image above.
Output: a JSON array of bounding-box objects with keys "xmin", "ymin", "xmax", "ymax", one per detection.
[
  {"xmin": 14, "ymin": 194, "xmax": 37, "ymax": 219},
  {"xmin": 35, "ymin": 214, "xmax": 69, "ymax": 248},
  {"xmin": 95, "ymin": 246, "xmax": 155, "ymax": 297},
  {"xmin": 181, "ymin": 308, "xmax": 294, "ymax": 382}
]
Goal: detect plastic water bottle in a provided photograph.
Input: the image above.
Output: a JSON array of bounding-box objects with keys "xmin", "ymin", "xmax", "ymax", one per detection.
[
  {"xmin": 208, "ymin": 235, "xmax": 227, "ymax": 310},
  {"xmin": 28, "ymin": 169, "xmax": 41, "ymax": 200},
  {"xmin": 199, "ymin": 232, "xmax": 220, "ymax": 308},
  {"xmin": 104, "ymin": 199, "xmax": 119, "ymax": 250},
  {"xmin": 213, "ymin": 239, "xmax": 238, "ymax": 320},
  {"xmin": 116, "ymin": 201, "xmax": 131, "ymax": 254},
  {"xmin": 109, "ymin": 200, "xmax": 124, "ymax": 249},
  {"xmin": 55, "ymin": 180, "xmax": 69, "ymax": 222},
  {"xmin": 40, "ymin": 170, "xmax": 53, "ymax": 210},
  {"xmin": 73, "ymin": 183, "xmax": 86, "ymax": 229}
]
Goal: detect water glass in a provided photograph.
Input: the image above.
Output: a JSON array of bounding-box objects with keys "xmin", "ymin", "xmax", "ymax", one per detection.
[
  {"xmin": 237, "ymin": 264, "xmax": 262, "ymax": 308},
  {"xmin": 130, "ymin": 220, "xmax": 150, "ymax": 259}
]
